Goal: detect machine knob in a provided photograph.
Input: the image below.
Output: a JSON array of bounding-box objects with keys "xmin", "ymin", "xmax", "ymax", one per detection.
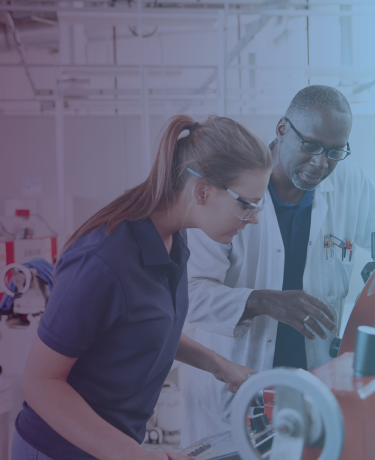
[
  {"xmin": 354, "ymin": 326, "xmax": 375, "ymax": 377},
  {"xmin": 361, "ymin": 262, "xmax": 375, "ymax": 284},
  {"xmin": 329, "ymin": 337, "xmax": 342, "ymax": 358},
  {"xmin": 274, "ymin": 408, "xmax": 303, "ymax": 438}
]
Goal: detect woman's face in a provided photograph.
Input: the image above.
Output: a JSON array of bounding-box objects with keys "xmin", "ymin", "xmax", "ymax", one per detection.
[{"xmin": 194, "ymin": 169, "xmax": 271, "ymax": 244}]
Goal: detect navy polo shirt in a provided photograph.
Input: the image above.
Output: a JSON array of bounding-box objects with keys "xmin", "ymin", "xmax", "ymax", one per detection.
[
  {"xmin": 16, "ymin": 218, "xmax": 190, "ymax": 460},
  {"xmin": 269, "ymin": 182, "xmax": 313, "ymax": 370}
]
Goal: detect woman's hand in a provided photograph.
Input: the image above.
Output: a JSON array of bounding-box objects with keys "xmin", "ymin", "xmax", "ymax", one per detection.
[
  {"xmin": 165, "ymin": 451, "xmax": 194, "ymax": 460},
  {"xmin": 140, "ymin": 449, "xmax": 194, "ymax": 460},
  {"xmin": 211, "ymin": 355, "xmax": 257, "ymax": 394},
  {"xmin": 175, "ymin": 333, "xmax": 256, "ymax": 394}
]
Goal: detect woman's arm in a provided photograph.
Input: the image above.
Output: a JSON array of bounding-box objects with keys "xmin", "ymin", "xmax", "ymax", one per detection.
[
  {"xmin": 175, "ymin": 333, "xmax": 256, "ymax": 393},
  {"xmin": 22, "ymin": 336, "xmax": 191, "ymax": 460}
]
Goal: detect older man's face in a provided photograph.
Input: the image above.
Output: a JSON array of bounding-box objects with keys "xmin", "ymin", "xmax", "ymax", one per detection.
[{"xmin": 276, "ymin": 104, "xmax": 352, "ymax": 190}]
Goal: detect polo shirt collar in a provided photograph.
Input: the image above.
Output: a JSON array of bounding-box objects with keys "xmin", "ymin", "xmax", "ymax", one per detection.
[
  {"xmin": 268, "ymin": 181, "xmax": 313, "ymax": 210},
  {"xmin": 129, "ymin": 218, "xmax": 189, "ymax": 267}
]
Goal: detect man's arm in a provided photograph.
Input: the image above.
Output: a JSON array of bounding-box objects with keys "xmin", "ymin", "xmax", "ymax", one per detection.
[
  {"xmin": 187, "ymin": 228, "xmax": 254, "ymax": 339},
  {"xmin": 354, "ymin": 168, "xmax": 375, "ymax": 250},
  {"xmin": 188, "ymin": 228, "xmax": 337, "ymax": 341}
]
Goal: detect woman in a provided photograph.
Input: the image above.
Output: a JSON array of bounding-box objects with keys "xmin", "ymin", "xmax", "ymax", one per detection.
[{"xmin": 12, "ymin": 115, "xmax": 273, "ymax": 460}]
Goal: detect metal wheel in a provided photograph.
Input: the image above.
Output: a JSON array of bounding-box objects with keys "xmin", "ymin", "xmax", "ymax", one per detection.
[
  {"xmin": 232, "ymin": 368, "xmax": 344, "ymax": 460},
  {"xmin": 3, "ymin": 263, "xmax": 32, "ymax": 297}
]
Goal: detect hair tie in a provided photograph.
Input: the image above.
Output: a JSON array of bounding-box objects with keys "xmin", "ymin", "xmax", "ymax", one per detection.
[{"xmin": 189, "ymin": 122, "xmax": 199, "ymax": 133}]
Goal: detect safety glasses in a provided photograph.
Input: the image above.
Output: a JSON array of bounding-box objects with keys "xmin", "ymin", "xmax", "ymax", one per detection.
[{"xmin": 187, "ymin": 167, "xmax": 266, "ymax": 221}]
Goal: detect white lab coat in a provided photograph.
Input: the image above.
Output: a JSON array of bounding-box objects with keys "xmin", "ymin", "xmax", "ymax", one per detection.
[{"xmin": 181, "ymin": 160, "xmax": 375, "ymax": 447}]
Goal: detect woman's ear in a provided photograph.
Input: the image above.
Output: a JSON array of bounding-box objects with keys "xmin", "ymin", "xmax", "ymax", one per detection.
[{"xmin": 192, "ymin": 180, "xmax": 209, "ymax": 205}]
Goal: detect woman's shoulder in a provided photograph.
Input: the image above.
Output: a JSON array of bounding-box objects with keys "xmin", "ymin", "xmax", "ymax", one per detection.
[{"xmin": 61, "ymin": 221, "xmax": 138, "ymax": 271}]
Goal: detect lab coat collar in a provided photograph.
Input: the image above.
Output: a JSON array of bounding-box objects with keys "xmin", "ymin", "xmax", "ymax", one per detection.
[
  {"xmin": 315, "ymin": 175, "xmax": 334, "ymax": 193},
  {"xmin": 306, "ymin": 176, "xmax": 333, "ymax": 261}
]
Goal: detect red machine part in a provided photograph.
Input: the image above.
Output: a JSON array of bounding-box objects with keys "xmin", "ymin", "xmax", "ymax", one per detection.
[
  {"xmin": 302, "ymin": 352, "xmax": 375, "ymax": 460},
  {"xmin": 303, "ymin": 268, "xmax": 375, "ymax": 460},
  {"xmin": 259, "ymin": 269, "xmax": 375, "ymax": 460},
  {"xmin": 263, "ymin": 388, "xmax": 275, "ymax": 423},
  {"xmin": 339, "ymin": 269, "xmax": 375, "ymax": 355},
  {"xmin": 15, "ymin": 209, "xmax": 30, "ymax": 219},
  {"xmin": 247, "ymin": 387, "xmax": 275, "ymax": 425}
]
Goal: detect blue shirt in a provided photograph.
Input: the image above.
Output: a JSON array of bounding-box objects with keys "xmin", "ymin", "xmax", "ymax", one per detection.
[
  {"xmin": 16, "ymin": 218, "xmax": 190, "ymax": 460},
  {"xmin": 269, "ymin": 182, "xmax": 313, "ymax": 370}
]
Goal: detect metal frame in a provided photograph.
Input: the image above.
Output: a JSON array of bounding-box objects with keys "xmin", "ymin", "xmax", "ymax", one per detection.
[{"xmin": 0, "ymin": 1, "xmax": 373, "ymax": 235}]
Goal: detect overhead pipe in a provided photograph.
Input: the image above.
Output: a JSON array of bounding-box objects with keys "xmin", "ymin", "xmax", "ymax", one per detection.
[
  {"xmin": 0, "ymin": 5, "xmax": 371, "ymax": 17},
  {"xmin": 4, "ymin": 12, "xmax": 36, "ymax": 95},
  {"xmin": 138, "ymin": 0, "xmax": 151, "ymax": 180}
]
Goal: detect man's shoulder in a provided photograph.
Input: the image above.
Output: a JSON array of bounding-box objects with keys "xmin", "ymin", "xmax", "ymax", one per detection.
[
  {"xmin": 329, "ymin": 160, "xmax": 366, "ymax": 188},
  {"xmin": 186, "ymin": 228, "xmax": 236, "ymax": 262},
  {"xmin": 187, "ymin": 228, "xmax": 231, "ymax": 249}
]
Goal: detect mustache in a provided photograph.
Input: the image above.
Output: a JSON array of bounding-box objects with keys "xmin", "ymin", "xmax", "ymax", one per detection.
[{"xmin": 298, "ymin": 170, "xmax": 327, "ymax": 179}]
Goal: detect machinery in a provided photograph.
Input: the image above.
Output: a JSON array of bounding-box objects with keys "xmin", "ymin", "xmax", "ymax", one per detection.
[
  {"xmin": 183, "ymin": 366, "xmax": 346, "ymax": 460},
  {"xmin": 183, "ymin": 237, "xmax": 375, "ymax": 460},
  {"xmin": 330, "ymin": 231, "xmax": 375, "ymax": 358},
  {"xmin": 184, "ymin": 345, "xmax": 375, "ymax": 460},
  {"xmin": 0, "ymin": 238, "xmax": 56, "ymax": 327}
]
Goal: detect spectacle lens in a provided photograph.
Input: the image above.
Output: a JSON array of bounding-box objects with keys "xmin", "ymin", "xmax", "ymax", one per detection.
[
  {"xmin": 327, "ymin": 149, "xmax": 347, "ymax": 161},
  {"xmin": 234, "ymin": 196, "xmax": 267, "ymax": 221},
  {"xmin": 301, "ymin": 141, "xmax": 323, "ymax": 155},
  {"xmin": 301, "ymin": 142, "xmax": 349, "ymax": 161}
]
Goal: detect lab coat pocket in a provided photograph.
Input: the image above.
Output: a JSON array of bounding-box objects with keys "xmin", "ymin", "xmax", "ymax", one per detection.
[
  {"xmin": 334, "ymin": 242, "xmax": 356, "ymax": 297},
  {"xmin": 322, "ymin": 250, "xmax": 340, "ymax": 326},
  {"xmin": 323, "ymin": 245, "xmax": 354, "ymax": 333},
  {"xmin": 322, "ymin": 251, "xmax": 337, "ymax": 300},
  {"xmin": 322, "ymin": 244, "xmax": 353, "ymax": 300}
]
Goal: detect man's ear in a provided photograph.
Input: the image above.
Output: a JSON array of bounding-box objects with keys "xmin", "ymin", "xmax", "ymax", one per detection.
[
  {"xmin": 192, "ymin": 180, "xmax": 210, "ymax": 205},
  {"xmin": 276, "ymin": 117, "xmax": 287, "ymax": 142}
]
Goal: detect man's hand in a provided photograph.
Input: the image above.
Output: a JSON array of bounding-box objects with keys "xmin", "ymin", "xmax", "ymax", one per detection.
[
  {"xmin": 245, "ymin": 290, "xmax": 337, "ymax": 340},
  {"xmin": 210, "ymin": 355, "xmax": 257, "ymax": 394}
]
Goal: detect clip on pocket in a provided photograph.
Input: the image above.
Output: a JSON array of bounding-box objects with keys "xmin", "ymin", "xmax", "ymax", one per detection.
[
  {"xmin": 324, "ymin": 235, "xmax": 334, "ymax": 260},
  {"xmin": 324, "ymin": 234, "xmax": 352, "ymax": 262},
  {"xmin": 345, "ymin": 239, "xmax": 353, "ymax": 262}
]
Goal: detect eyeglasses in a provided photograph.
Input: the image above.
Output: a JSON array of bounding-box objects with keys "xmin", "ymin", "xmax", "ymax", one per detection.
[
  {"xmin": 286, "ymin": 118, "xmax": 351, "ymax": 161},
  {"xmin": 186, "ymin": 167, "xmax": 266, "ymax": 221}
]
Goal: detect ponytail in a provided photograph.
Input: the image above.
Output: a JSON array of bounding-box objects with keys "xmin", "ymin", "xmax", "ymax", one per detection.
[{"xmin": 60, "ymin": 114, "xmax": 272, "ymax": 256}]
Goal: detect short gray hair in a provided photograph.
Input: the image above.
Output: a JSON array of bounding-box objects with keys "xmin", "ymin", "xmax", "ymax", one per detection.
[{"xmin": 285, "ymin": 85, "xmax": 352, "ymax": 120}]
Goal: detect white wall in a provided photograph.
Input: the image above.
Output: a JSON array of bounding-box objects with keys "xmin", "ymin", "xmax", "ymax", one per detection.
[{"xmin": 0, "ymin": 114, "xmax": 164, "ymax": 238}]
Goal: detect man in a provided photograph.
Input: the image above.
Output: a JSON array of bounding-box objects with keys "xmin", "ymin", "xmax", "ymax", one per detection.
[{"xmin": 181, "ymin": 85, "xmax": 375, "ymax": 447}]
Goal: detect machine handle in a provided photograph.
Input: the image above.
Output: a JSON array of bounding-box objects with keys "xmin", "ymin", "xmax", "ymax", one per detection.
[
  {"xmin": 3, "ymin": 263, "xmax": 32, "ymax": 298},
  {"xmin": 372, "ymin": 232, "xmax": 375, "ymax": 261}
]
